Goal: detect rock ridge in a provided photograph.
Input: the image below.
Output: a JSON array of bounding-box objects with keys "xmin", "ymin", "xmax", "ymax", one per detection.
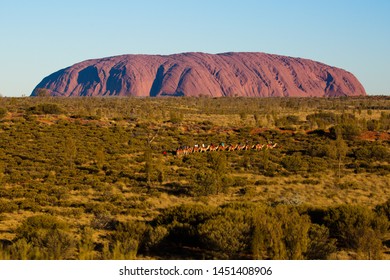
[{"xmin": 32, "ymin": 52, "xmax": 366, "ymax": 97}]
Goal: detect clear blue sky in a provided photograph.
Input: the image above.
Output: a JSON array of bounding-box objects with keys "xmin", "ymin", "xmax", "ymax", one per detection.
[{"xmin": 0, "ymin": 0, "xmax": 389, "ymax": 96}]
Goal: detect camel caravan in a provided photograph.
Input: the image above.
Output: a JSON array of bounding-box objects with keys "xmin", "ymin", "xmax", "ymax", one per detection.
[{"xmin": 173, "ymin": 142, "xmax": 278, "ymax": 157}]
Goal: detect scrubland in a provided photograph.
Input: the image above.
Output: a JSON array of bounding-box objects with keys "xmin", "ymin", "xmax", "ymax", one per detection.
[{"xmin": 0, "ymin": 96, "xmax": 389, "ymax": 260}]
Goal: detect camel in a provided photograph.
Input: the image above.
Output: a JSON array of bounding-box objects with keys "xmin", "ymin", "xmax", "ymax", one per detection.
[
  {"xmin": 217, "ymin": 143, "xmax": 227, "ymax": 151},
  {"xmin": 199, "ymin": 144, "xmax": 210, "ymax": 152},
  {"xmin": 227, "ymin": 144, "xmax": 239, "ymax": 151},
  {"xmin": 253, "ymin": 143, "xmax": 266, "ymax": 151},
  {"xmin": 209, "ymin": 144, "xmax": 218, "ymax": 152},
  {"xmin": 175, "ymin": 146, "xmax": 191, "ymax": 156},
  {"xmin": 175, "ymin": 148, "xmax": 184, "ymax": 157},
  {"xmin": 266, "ymin": 143, "xmax": 278, "ymax": 149},
  {"xmin": 237, "ymin": 143, "xmax": 247, "ymax": 151}
]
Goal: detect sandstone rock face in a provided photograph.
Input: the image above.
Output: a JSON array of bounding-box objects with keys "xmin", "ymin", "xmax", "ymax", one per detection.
[{"xmin": 32, "ymin": 52, "xmax": 366, "ymax": 97}]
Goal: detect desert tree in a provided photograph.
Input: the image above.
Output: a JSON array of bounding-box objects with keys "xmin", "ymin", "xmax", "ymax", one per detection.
[
  {"xmin": 252, "ymin": 205, "xmax": 311, "ymax": 260},
  {"xmin": 305, "ymin": 224, "xmax": 337, "ymax": 259},
  {"xmin": 143, "ymin": 147, "xmax": 154, "ymax": 185},
  {"xmin": 324, "ymin": 205, "xmax": 388, "ymax": 259},
  {"xmin": 335, "ymin": 134, "xmax": 348, "ymax": 180},
  {"xmin": 199, "ymin": 208, "xmax": 252, "ymax": 258}
]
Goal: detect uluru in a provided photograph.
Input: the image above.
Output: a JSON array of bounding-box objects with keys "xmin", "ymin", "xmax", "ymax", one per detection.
[{"xmin": 32, "ymin": 52, "xmax": 366, "ymax": 97}]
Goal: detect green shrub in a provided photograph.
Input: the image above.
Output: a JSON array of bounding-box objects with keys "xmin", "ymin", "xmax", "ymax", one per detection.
[
  {"xmin": 375, "ymin": 199, "xmax": 390, "ymax": 221},
  {"xmin": 18, "ymin": 198, "xmax": 41, "ymax": 212},
  {"xmin": 330, "ymin": 124, "xmax": 361, "ymax": 140},
  {"xmin": 0, "ymin": 107, "xmax": 7, "ymax": 119},
  {"xmin": 379, "ymin": 112, "xmax": 390, "ymax": 130},
  {"xmin": 252, "ymin": 205, "xmax": 311, "ymax": 260},
  {"xmin": 199, "ymin": 209, "xmax": 251, "ymax": 258},
  {"xmin": 169, "ymin": 111, "xmax": 183, "ymax": 124},
  {"xmin": 143, "ymin": 226, "xmax": 169, "ymax": 251},
  {"xmin": 324, "ymin": 205, "xmax": 388, "ymax": 259},
  {"xmin": 154, "ymin": 204, "xmax": 214, "ymax": 248},
  {"xmin": 282, "ymin": 153, "xmax": 308, "ymax": 173},
  {"xmin": 192, "ymin": 169, "xmax": 219, "ymax": 196},
  {"xmin": 28, "ymin": 103, "xmax": 62, "ymax": 115},
  {"xmin": 354, "ymin": 144, "xmax": 390, "ymax": 162},
  {"xmin": 276, "ymin": 115, "xmax": 300, "ymax": 127},
  {"xmin": 336, "ymin": 181, "xmax": 361, "ymax": 190},
  {"xmin": 306, "ymin": 112, "xmax": 337, "ymax": 128},
  {"xmin": 370, "ymin": 144, "xmax": 390, "ymax": 161},
  {"xmin": 107, "ymin": 221, "xmax": 148, "ymax": 259},
  {"xmin": 366, "ymin": 119, "xmax": 379, "ymax": 131},
  {"xmin": 77, "ymin": 227, "xmax": 96, "ymax": 260},
  {"xmin": 0, "ymin": 199, "xmax": 18, "ymax": 213},
  {"xmin": 14, "ymin": 214, "xmax": 76, "ymax": 259},
  {"xmin": 305, "ymin": 224, "xmax": 337, "ymax": 259},
  {"xmin": 191, "ymin": 154, "xmax": 229, "ymax": 196}
]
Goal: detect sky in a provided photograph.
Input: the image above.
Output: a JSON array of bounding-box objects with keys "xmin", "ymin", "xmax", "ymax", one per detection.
[{"xmin": 0, "ymin": 0, "xmax": 389, "ymax": 97}]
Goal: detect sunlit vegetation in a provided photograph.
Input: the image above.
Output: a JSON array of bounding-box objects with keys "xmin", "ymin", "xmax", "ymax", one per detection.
[{"xmin": 0, "ymin": 96, "xmax": 389, "ymax": 259}]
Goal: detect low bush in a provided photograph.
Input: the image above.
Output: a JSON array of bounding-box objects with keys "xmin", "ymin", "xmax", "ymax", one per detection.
[
  {"xmin": 0, "ymin": 199, "xmax": 18, "ymax": 213},
  {"xmin": 0, "ymin": 107, "xmax": 7, "ymax": 119},
  {"xmin": 324, "ymin": 205, "xmax": 388, "ymax": 259},
  {"xmin": 27, "ymin": 103, "xmax": 62, "ymax": 115},
  {"xmin": 13, "ymin": 214, "xmax": 76, "ymax": 259}
]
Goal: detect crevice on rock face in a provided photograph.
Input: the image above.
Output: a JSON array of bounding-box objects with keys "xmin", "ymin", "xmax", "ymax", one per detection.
[
  {"xmin": 77, "ymin": 66, "xmax": 100, "ymax": 85},
  {"xmin": 149, "ymin": 65, "xmax": 165, "ymax": 97}
]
